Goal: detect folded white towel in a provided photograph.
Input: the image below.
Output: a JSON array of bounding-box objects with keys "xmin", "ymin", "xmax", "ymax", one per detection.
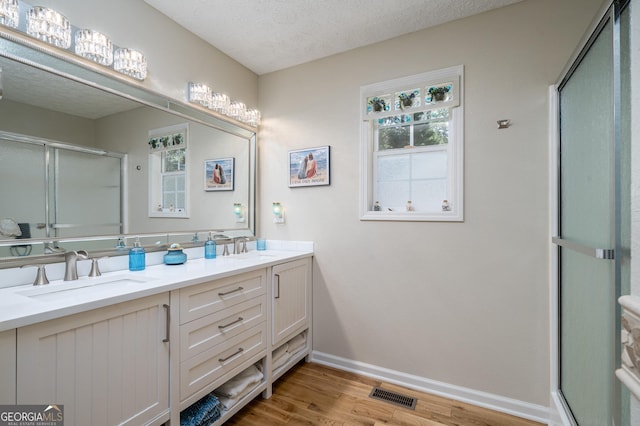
[
  {"xmin": 272, "ymin": 343, "xmax": 288, "ymax": 363},
  {"xmin": 287, "ymin": 332, "xmax": 307, "ymax": 355},
  {"xmin": 272, "ymin": 351, "xmax": 291, "ymax": 371},
  {"xmin": 215, "ymin": 380, "xmax": 261, "ymax": 411},
  {"xmin": 214, "ymin": 365, "xmax": 263, "ymax": 398}
]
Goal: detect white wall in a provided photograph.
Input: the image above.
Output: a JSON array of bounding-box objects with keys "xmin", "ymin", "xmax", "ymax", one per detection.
[{"xmin": 257, "ymin": 0, "xmax": 604, "ymax": 409}]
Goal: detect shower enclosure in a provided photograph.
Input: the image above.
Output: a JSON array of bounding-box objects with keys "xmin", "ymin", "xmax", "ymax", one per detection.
[
  {"xmin": 0, "ymin": 132, "xmax": 124, "ymax": 257},
  {"xmin": 552, "ymin": 0, "xmax": 632, "ymax": 424}
]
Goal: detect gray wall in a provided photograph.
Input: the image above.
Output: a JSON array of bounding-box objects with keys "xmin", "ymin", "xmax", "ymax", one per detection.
[{"xmin": 257, "ymin": 0, "xmax": 604, "ymax": 407}]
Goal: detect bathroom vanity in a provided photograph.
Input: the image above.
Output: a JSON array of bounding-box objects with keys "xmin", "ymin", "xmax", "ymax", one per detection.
[{"xmin": 0, "ymin": 246, "xmax": 313, "ymax": 426}]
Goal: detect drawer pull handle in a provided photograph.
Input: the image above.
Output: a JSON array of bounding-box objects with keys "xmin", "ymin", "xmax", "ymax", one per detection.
[
  {"xmin": 218, "ymin": 286, "xmax": 244, "ymax": 297},
  {"xmin": 163, "ymin": 304, "xmax": 170, "ymax": 343},
  {"xmin": 218, "ymin": 317, "xmax": 243, "ymax": 330},
  {"xmin": 274, "ymin": 274, "xmax": 280, "ymax": 299},
  {"xmin": 219, "ymin": 347, "xmax": 244, "ymax": 363}
]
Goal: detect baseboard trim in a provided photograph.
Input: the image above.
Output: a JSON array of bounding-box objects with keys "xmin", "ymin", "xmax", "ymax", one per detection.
[{"xmin": 311, "ymin": 350, "xmax": 550, "ymax": 424}]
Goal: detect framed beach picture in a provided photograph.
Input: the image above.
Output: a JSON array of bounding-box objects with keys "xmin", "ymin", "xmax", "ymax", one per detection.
[
  {"xmin": 204, "ymin": 157, "xmax": 234, "ymax": 191},
  {"xmin": 289, "ymin": 145, "xmax": 331, "ymax": 187}
]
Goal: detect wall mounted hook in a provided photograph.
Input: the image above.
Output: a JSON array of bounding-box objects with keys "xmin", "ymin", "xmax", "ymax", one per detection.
[{"xmin": 497, "ymin": 119, "xmax": 511, "ymax": 129}]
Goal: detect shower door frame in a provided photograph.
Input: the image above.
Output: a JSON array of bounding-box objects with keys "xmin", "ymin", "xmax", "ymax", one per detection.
[{"xmin": 549, "ymin": 0, "xmax": 628, "ymax": 425}]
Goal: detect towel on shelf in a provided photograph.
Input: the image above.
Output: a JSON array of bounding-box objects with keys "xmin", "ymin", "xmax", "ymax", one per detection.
[
  {"xmin": 214, "ymin": 365, "xmax": 263, "ymax": 398},
  {"xmin": 272, "ymin": 343, "xmax": 288, "ymax": 362},
  {"xmin": 272, "ymin": 350, "xmax": 291, "ymax": 371},
  {"xmin": 215, "ymin": 380, "xmax": 261, "ymax": 411},
  {"xmin": 287, "ymin": 332, "xmax": 307, "ymax": 355},
  {"xmin": 180, "ymin": 393, "xmax": 222, "ymax": 426}
]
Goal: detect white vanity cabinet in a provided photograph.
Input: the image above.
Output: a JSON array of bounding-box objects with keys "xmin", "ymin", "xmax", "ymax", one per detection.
[
  {"xmin": 269, "ymin": 257, "xmax": 312, "ymax": 386},
  {"xmin": 3, "ymin": 249, "xmax": 313, "ymax": 426},
  {"xmin": 272, "ymin": 258, "xmax": 311, "ymax": 348},
  {"xmin": 176, "ymin": 269, "xmax": 268, "ymax": 409},
  {"xmin": 16, "ymin": 293, "xmax": 170, "ymax": 426},
  {"xmin": 0, "ymin": 329, "xmax": 16, "ymax": 404}
]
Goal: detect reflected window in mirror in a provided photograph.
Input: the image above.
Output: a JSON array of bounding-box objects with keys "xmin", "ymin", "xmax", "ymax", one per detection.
[{"xmin": 148, "ymin": 123, "xmax": 189, "ymax": 218}]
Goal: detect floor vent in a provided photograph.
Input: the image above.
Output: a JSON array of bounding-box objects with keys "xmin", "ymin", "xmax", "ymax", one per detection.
[{"xmin": 369, "ymin": 386, "xmax": 417, "ymax": 410}]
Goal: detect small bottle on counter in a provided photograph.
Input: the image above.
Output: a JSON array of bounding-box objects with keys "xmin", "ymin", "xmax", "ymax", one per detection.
[
  {"xmin": 129, "ymin": 236, "xmax": 146, "ymax": 271},
  {"xmin": 204, "ymin": 232, "xmax": 217, "ymax": 259}
]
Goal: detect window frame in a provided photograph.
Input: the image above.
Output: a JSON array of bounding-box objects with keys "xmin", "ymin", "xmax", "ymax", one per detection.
[
  {"xmin": 360, "ymin": 65, "xmax": 464, "ymax": 222},
  {"xmin": 148, "ymin": 123, "xmax": 190, "ymax": 218}
]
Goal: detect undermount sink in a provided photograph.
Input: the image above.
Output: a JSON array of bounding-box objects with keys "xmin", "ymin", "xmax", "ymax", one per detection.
[
  {"xmin": 17, "ymin": 274, "xmax": 157, "ymax": 301},
  {"xmin": 231, "ymin": 252, "xmax": 277, "ymax": 261}
]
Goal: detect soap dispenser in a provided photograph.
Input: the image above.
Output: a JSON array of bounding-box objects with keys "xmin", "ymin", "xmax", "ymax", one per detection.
[
  {"xmin": 129, "ymin": 237, "xmax": 146, "ymax": 271},
  {"xmin": 204, "ymin": 232, "xmax": 216, "ymax": 259}
]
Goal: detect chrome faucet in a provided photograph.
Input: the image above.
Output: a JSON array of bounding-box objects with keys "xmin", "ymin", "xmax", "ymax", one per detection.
[
  {"xmin": 234, "ymin": 237, "xmax": 250, "ymax": 254},
  {"xmin": 64, "ymin": 250, "xmax": 89, "ymax": 281}
]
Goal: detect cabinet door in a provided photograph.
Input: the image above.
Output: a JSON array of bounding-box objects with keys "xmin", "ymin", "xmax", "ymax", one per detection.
[
  {"xmin": 17, "ymin": 293, "xmax": 170, "ymax": 426},
  {"xmin": 272, "ymin": 258, "xmax": 311, "ymax": 347},
  {"xmin": 0, "ymin": 329, "xmax": 16, "ymax": 404}
]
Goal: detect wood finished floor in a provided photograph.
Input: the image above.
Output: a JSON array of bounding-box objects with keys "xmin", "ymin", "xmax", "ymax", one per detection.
[{"xmin": 225, "ymin": 362, "xmax": 544, "ymax": 426}]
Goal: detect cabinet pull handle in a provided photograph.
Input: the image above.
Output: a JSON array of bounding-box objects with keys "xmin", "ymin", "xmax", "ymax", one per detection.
[
  {"xmin": 218, "ymin": 286, "xmax": 244, "ymax": 296},
  {"xmin": 163, "ymin": 304, "xmax": 170, "ymax": 343},
  {"xmin": 274, "ymin": 274, "xmax": 280, "ymax": 299},
  {"xmin": 219, "ymin": 347, "xmax": 244, "ymax": 363},
  {"xmin": 218, "ymin": 317, "xmax": 243, "ymax": 330}
]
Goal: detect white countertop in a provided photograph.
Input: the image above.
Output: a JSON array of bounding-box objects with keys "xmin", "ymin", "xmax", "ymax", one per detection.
[{"xmin": 0, "ymin": 249, "xmax": 313, "ymax": 332}]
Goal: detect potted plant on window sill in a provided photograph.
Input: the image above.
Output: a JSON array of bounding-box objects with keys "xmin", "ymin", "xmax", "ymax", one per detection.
[
  {"xmin": 368, "ymin": 97, "xmax": 387, "ymax": 112},
  {"xmin": 398, "ymin": 92, "xmax": 416, "ymax": 110},
  {"xmin": 429, "ymin": 86, "xmax": 450, "ymax": 102}
]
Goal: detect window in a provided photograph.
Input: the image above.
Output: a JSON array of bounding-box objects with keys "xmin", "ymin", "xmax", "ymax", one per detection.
[
  {"xmin": 148, "ymin": 123, "xmax": 189, "ymax": 218},
  {"xmin": 360, "ymin": 66, "xmax": 463, "ymax": 221}
]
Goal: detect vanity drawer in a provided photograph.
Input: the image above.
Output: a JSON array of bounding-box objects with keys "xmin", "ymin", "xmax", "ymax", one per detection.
[
  {"xmin": 179, "ymin": 269, "xmax": 267, "ymax": 324},
  {"xmin": 179, "ymin": 322, "xmax": 266, "ymax": 401},
  {"xmin": 180, "ymin": 295, "xmax": 266, "ymax": 362}
]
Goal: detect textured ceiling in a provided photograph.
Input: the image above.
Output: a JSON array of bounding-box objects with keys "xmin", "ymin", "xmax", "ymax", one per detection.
[{"xmin": 144, "ymin": 0, "xmax": 523, "ymax": 75}]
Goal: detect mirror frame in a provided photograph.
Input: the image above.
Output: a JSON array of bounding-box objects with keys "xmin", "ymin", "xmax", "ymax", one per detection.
[{"xmin": 0, "ymin": 27, "xmax": 257, "ymax": 268}]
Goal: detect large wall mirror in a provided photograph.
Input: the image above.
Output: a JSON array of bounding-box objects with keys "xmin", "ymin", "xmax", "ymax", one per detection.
[{"xmin": 0, "ymin": 29, "xmax": 256, "ymax": 266}]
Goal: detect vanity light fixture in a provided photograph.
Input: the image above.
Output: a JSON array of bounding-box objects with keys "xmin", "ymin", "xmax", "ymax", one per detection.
[
  {"xmin": 245, "ymin": 109, "xmax": 261, "ymax": 127},
  {"xmin": 113, "ymin": 48, "xmax": 147, "ymax": 81},
  {"xmin": 233, "ymin": 203, "xmax": 245, "ymax": 223},
  {"xmin": 272, "ymin": 202, "xmax": 285, "ymax": 224},
  {"xmin": 0, "ymin": 0, "xmax": 19, "ymax": 28},
  {"xmin": 210, "ymin": 92, "xmax": 230, "ymax": 114},
  {"xmin": 75, "ymin": 29, "xmax": 113, "ymax": 66},
  {"xmin": 187, "ymin": 82, "xmax": 261, "ymax": 127},
  {"xmin": 26, "ymin": 6, "xmax": 71, "ymax": 49},
  {"xmin": 228, "ymin": 101, "xmax": 246, "ymax": 121},
  {"xmin": 188, "ymin": 82, "xmax": 212, "ymax": 106}
]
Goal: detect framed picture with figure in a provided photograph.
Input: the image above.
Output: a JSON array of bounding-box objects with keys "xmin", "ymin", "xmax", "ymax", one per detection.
[
  {"xmin": 288, "ymin": 145, "xmax": 330, "ymax": 187},
  {"xmin": 204, "ymin": 157, "xmax": 234, "ymax": 191}
]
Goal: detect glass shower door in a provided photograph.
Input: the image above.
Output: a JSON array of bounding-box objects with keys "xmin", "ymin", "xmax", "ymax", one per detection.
[
  {"xmin": 53, "ymin": 148, "xmax": 123, "ymax": 238},
  {"xmin": 557, "ymin": 17, "xmax": 616, "ymax": 426}
]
